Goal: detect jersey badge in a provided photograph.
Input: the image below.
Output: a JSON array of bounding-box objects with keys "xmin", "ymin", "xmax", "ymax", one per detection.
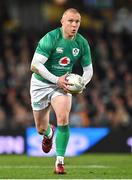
[
  {"xmin": 72, "ymin": 48, "xmax": 79, "ymax": 56},
  {"xmin": 56, "ymin": 47, "xmax": 63, "ymax": 53},
  {"xmin": 59, "ymin": 57, "xmax": 70, "ymax": 66}
]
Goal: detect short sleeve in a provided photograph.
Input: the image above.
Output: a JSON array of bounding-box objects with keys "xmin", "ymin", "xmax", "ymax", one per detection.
[
  {"xmin": 35, "ymin": 33, "xmax": 53, "ymax": 58},
  {"xmin": 81, "ymin": 39, "xmax": 92, "ymax": 67}
]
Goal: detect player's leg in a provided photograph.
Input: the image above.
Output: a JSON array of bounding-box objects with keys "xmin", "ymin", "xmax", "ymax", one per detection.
[
  {"xmin": 51, "ymin": 95, "xmax": 72, "ymax": 174},
  {"xmin": 33, "ymin": 106, "xmax": 55, "ymax": 153},
  {"xmin": 30, "ymin": 75, "xmax": 56, "ymax": 153},
  {"xmin": 33, "ymin": 106, "xmax": 51, "ymax": 135}
]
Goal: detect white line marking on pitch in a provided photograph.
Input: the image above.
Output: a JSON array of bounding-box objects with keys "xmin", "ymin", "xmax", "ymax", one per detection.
[{"xmin": 0, "ymin": 165, "xmax": 110, "ymax": 169}]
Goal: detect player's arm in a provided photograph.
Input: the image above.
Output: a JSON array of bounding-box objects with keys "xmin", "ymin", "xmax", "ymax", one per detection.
[
  {"xmin": 31, "ymin": 53, "xmax": 59, "ymax": 84},
  {"xmin": 81, "ymin": 39, "xmax": 93, "ymax": 85},
  {"xmin": 82, "ymin": 64, "xmax": 93, "ymax": 85},
  {"xmin": 31, "ymin": 34, "xmax": 61, "ymax": 84}
]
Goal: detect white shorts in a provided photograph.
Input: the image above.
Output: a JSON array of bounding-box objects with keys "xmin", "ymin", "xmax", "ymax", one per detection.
[{"xmin": 30, "ymin": 74, "xmax": 72, "ymax": 110}]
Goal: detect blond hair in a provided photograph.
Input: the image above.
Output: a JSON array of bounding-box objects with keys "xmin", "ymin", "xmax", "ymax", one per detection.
[{"xmin": 62, "ymin": 8, "xmax": 80, "ymax": 18}]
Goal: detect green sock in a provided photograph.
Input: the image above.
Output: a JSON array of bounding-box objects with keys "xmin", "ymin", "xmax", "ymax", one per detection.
[
  {"xmin": 56, "ymin": 125, "xmax": 70, "ymax": 156},
  {"xmin": 44, "ymin": 124, "xmax": 51, "ymax": 138}
]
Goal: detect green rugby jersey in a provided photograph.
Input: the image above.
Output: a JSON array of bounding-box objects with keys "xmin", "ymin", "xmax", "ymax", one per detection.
[{"xmin": 34, "ymin": 28, "xmax": 92, "ymax": 83}]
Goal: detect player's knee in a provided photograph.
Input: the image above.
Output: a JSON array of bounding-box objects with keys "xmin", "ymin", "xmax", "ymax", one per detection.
[{"xmin": 56, "ymin": 114, "xmax": 69, "ymax": 125}]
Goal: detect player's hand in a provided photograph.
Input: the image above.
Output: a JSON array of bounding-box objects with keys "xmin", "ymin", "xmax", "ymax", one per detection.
[{"xmin": 57, "ymin": 73, "xmax": 73, "ymax": 93}]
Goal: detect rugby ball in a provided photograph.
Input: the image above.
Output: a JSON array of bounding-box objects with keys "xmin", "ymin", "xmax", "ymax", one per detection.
[{"xmin": 66, "ymin": 73, "xmax": 85, "ymax": 94}]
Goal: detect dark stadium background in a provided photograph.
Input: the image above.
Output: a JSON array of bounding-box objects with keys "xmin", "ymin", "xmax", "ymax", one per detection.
[{"xmin": 0, "ymin": 0, "xmax": 132, "ymax": 155}]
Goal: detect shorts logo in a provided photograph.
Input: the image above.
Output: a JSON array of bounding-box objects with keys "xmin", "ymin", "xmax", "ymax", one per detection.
[
  {"xmin": 59, "ymin": 57, "xmax": 70, "ymax": 66},
  {"xmin": 72, "ymin": 48, "xmax": 79, "ymax": 56},
  {"xmin": 33, "ymin": 102, "xmax": 41, "ymax": 107}
]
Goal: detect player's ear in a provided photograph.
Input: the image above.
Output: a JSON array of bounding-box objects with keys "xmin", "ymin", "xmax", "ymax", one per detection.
[{"xmin": 60, "ymin": 18, "xmax": 63, "ymax": 25}]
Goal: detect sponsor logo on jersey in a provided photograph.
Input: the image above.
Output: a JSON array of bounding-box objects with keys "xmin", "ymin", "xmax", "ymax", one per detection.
[
  {"xmin": 59, "ymin": 57, "xmax": 70, "ymax": 66},
  {"xmin": 56, "ymin": 47, "xmax": 64, "ymax": 53},
  {"xmin": 72, "ymin": 48, "xmax": 79, "ymax": 56}
]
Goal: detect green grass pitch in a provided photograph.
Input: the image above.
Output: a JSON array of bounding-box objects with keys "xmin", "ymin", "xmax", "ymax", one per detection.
[{"xmin": 0, "ymin": 154, "xmax": 132, "ymax": 179}]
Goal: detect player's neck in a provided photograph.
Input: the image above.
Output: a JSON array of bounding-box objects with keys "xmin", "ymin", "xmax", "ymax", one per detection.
[{"xmin": 64, "ymin": 34, "xmax": 74, "ymax": 40}]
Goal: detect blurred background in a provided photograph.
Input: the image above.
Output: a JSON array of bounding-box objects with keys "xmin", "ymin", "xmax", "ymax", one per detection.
[{"xmin": 0, "ymin": 0, "xmax": 132, "ymax": 155}]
